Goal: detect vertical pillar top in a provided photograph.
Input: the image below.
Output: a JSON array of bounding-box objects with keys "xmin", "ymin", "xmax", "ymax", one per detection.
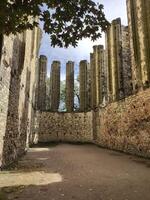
[
  {"xmin": 67, "ymin": 61, "xmax": 74, "ymax": 64},
  {"xmin": 52, "ymin": 60, "xmax": 61, "ymax": 65},
  {"xmin": 40, "ymin": 55, "xmax": 47, "ymax": 61},
  {"xmin": 112, "ymin": 17, "xmax": 121, "ymax": 25},
  {"xmin": 93, "ymin": 45, "xmax": 104, "ymax": 51},
  {"xmin": 80, "ymin": 60, "xmax": 88, "ymax": 64}
]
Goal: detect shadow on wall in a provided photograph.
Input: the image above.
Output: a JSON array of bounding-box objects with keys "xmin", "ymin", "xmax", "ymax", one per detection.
[{"xmin": 1, "ymin": 37, "xmax": 31, "ymax": 167}]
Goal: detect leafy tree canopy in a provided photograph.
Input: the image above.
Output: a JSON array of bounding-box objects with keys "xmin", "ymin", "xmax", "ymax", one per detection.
[{"xmin": 0, "ymin": 0, "xmax": 109, "ymax": 47}]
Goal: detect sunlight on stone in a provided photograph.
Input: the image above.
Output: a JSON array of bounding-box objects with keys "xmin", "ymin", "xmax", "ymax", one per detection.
[
  {"xmin": 29, "ymin": 148, "xmax": 51, "ymax": 152},
  {"xmin": 0, "ymin": 172, "xmax": 62, "ymax": 187},
  {"xmin": 36, "ymin": 158, "xmax": 48, "ymax": 161}
]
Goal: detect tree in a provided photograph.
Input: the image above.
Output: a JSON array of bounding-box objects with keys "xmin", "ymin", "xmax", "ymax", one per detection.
[
  {"xmin": 0, "ymin": 0, "xmax": 109, "ymax": 47},
  {"xmin": 60, "ymin": 80, "xmax": 66, "ymax": 111},
  {"xmin": 59, "ymin": 79, "xmax": 80, "ymax": 111}
]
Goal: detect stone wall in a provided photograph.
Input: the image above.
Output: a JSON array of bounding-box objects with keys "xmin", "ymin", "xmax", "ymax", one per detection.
[
  {"xmin": 0, "ymin": 28, "xmax": 41, "ymax": 168},
  {"xmin": 0, "ymin": 35, "xmax": 14, "ymax": 167},
  {"xmin": 94, "ymin": 88, "xmax": 150, "ymax": 158},
  {"xmin": 35, "ymin": 87, "xmax": 150, "ymax": 158},
  {"xmin": 37, "ymin": 111, "xmax": 93, "ymax": 143}
]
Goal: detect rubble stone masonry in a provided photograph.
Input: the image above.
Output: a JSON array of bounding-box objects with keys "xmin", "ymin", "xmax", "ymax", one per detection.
[
  {"xmin": 36, "ymin": 111, "xmax": 93, "ymax": 143},
  {"xmin": 36, "ymin": 88, "xmax": 150, "ymax": 158},
  {"xmin": 95, "ymin": 88, "xmax": 150, "ymax": 158},
  {"xmin": 0, "ymin": 0, "xmax": 150, "ymax": 168}
]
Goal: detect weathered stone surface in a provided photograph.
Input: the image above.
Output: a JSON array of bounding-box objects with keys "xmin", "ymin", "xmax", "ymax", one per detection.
[
  {"xmin": 36, "ymin": 111, "xmax": 93, "ymax": 143},
  {"xmin": 122, "ymin": 26, "xmax": 133, "ymax": 96},
  {"xmin": 1, "ymin": 0, "xmax": 150, "ymax": 168},
  {"xmin": 127, "ymin": 0, "xmax": 150, "ymax": 90},
  {"xmin": 50, "ymin": 61, "xmax": 60, "ymax": 111},
  {"xmin": 35, "ymin": 87, "xmax": 150, "ymax": 158},
  {"xmin": 36, "ymin": 55, "xmax": 47, "ymax": 111},
  {"xmin": 90, "ymin": 53, "xmax": 96, "ymax": 109},
  {"xmin": 0, "ymin": 27, "xmax": 41, "ymax": 168},
  {"xmin": 87, "ymin": 62, "xmax": 91, "ymax": 110},
  {"xmin": 90, "ymin": 45, "xmax": 107, "ymax": 108},
  {"xmin": 95, "ymin": 88, "xmax": 150, "ymax": 158},
  {"xmin": 106, "ymin": 18, "xmax": 124, "ymax": 101},
  {"xmin": 66, "ymin": 61, "xmax": 74, "ymax": 112},
  {"xmin": 79, "ymin": 60, "xmax": 88, "ymax": 111}
]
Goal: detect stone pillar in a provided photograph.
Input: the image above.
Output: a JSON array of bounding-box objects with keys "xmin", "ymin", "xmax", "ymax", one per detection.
[
  {"xmin": 106, "ymin": 18, "xmax": 124, "ymax": 102},
  {"xmin": 90, "ymin": 53, "xmax": 96, "ymax": 109},
  {"xmin": 50, "ymin": 61, "xmax": 60, "ymax": 111},
  {"xmin": 66, "ymin": 61, "xmax": 74, "ymax": 112},
  {"xmin": 79, "ymin": 60, "xmax": 88, "ymax": 111},
  {"xmin": 127, "ymin": 0, "xmax": 150, "ymax": 90},
  {"xmin": 122, "ymin": 26, "xmax": 133, "ymax": 96},
  {"xmin": 87, "ymin": 63, "xmax": 91, "ymax": 109},
  {"xmin": 105, "ymin": 26, "xmax": 113, "ymax": 102},
  {"xmin": 37, "ymin": 55, "xmax": 47, "ymax": 110},
  {"xmin": 93, "ymin": 45, "xmax": 101, "ymax": 106},
  {"xmin": 91, "ymin": 45, "xmax": 106, "ymax": 107}
]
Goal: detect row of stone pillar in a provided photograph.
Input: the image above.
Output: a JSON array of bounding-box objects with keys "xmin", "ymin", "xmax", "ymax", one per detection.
[
  {"xmin": 37, "ymin": 0, "xmax": 150, "ymax": 111},
  {"xmin": 50, "ymin": 60, "xmax": 91, "ymax": 112},
  {"xmin": 89, "ymin": 18, "xmax": 134, "ymax": 108},
  {"xmin": 90, "ymin": 0, "xmax": 150, "ymax": 106},
  {"xmin": 37, "ymin": 57, "xmax": 91, "ymax": 112}
]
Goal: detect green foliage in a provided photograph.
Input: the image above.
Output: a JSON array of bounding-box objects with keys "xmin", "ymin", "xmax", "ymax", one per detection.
[
  {"xmin": 0, "ymin": 0, "xmax": 109, "ymax": 47},
  {"xmin": 59, "ymin": 79, "xmax": 80, "ymax": 111},
  {"xmin": 60, "ymin": 80, "xmax": 66, "ymax": 111}
]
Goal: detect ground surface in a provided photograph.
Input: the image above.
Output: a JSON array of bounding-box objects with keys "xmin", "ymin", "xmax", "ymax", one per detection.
[{"xmin": 0, "ymin": 143, "xmax": 150, "ymax": 200}]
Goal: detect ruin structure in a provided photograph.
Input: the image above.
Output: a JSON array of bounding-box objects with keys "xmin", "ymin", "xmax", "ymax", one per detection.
[
  {"xmin": 79, "ymin": 60, "xmax": 88, "ymax": 111},
  {"xmin": 49, "ymin": 61, "xmax": 61, "ymax": 111},
  {"xmin": 0, "ymin": 27, "xmax": 42, "ymax": 167},
  {"xmin": 127, "ymin": 0, "xmax": 150, "ymax": 91},
  {"xmin": 87, "ymin": 62, "xmax": 91, "ymax": 109},
  {"xmin": 0, "ymin": 0, "xmax": 150, "ymax": 168},
  {"xmin": 90, "ymin": 45, "xmax": 107, "ymax": 109},
  {"xmin": 36, "ymin": 55, "xmax": 47, "ymax": 111},
  {"xmin": 66, "ymin": 61, "xmax": 74, "ymax": 112}
]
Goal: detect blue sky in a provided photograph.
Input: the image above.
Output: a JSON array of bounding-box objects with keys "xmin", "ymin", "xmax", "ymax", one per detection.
[{"xmin": 39, "ymin": 0, "xmax": 128, "ymax": 80}]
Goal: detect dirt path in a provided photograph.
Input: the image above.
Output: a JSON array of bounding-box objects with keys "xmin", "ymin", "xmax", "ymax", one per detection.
[{"xmin": 0, "ymin": 143, "xmax": 150, "ymax": 200}]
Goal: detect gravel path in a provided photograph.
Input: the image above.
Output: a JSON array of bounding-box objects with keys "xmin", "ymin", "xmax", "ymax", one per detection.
[{"xmin": 0, "ymin": 143, "xmax": 150, "ymax": 200}]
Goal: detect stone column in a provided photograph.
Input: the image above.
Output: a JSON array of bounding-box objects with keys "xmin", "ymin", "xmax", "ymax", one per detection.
[
  {"xmin": 93, "ymin": 45, "xmax": 101, "ymax": 106},
  {"xmin": 79, "ymin": 60, "xmax": 88, "ymax": 111},
  {"xmin": 37, "ymin": 55, "xmax": 47, "ymax": 110},
  {"xmin": 122, "ymin": 26, "xmax": 133, "ymax": 96},
  {"xmin": 87, "ymin": 63, "xmax": 91, "ymax": 109},
  {"xmin": 90, "ymin": 53, "xmax": 96, "ymax": 109},
  {"xmin": 105, "ymin": 26, "xmax": 113, "ymax": 102},
  {"xmin": 127, "ymin": 0, "xmax": 150, "ymax": 90},
  {"xmin": 106, "ymin": 18, "xmax": 124, "ymax": 101},
  {"xmin": 50, "ymin": 61, "xmax": 60, "ymax": 111},
  {"xmin": 66, "ymin": 61, "xmax": 74, "ymax": 112},
  {"xmin": 91, "ymin": 45, "xmax": 106, "ymax": 107}
]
